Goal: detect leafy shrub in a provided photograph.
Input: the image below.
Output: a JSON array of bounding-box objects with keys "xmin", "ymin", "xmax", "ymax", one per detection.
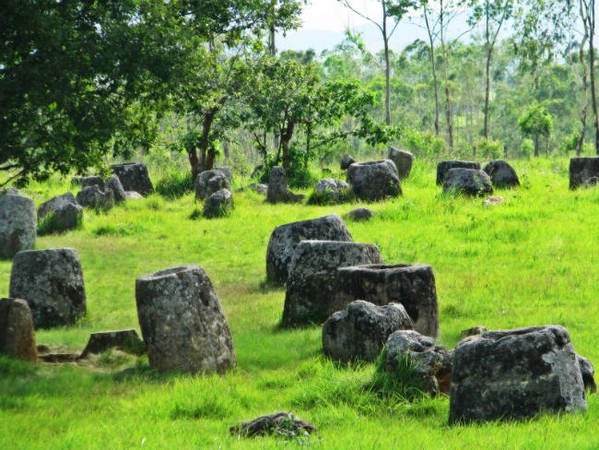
[
  {"xmin": 475, "ymin": 139, "xmax": 503, "ymax": 159},
  {"xmin": 401, "ymin": 129, "xmax": 446, "ymax": 158},
  {"xmin": 155, "ymin": 171, "xmax": 193, "ymax": 199},
  {"xmin": 307, "ymin": 186, "xmax": 354, "ymax": 205},
  {"xmin": 520, "ymin": 139, "xmax": 534, "ymax": 159}
]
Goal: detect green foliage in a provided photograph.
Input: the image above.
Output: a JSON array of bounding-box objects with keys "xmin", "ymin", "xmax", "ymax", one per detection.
[
  {"xmin": 521, "ymin": 138, "xmax": 535, "ymax": 159},
  {"xmin": 401, "ymin": 129, "xmax": 446, "ymax": 158},
  {"xmin": 475, "ymin": 139, "xmax": 504, "ymax": 159},
  {"xmin": 307, "ymin": 185, "xmax": 355, "ymax": 206},
  {"xmin": 155, "ymin": 172, "xmax": 194, "ymax": 199}
]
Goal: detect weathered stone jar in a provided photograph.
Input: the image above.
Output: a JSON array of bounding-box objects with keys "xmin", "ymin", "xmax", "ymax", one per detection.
[
  {"xmin": 135, "ymin": 265, "xmax": 236, "ymax": 374},
  {"xmin": 0, "ymin": 192, "xmax": 36, "ymax": 259},
  {"xmin": 334, "ymin": 263, "xmax": 439, "ymax": 338}
]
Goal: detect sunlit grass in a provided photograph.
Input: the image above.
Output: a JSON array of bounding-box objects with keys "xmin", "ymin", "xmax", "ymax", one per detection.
[{"xmin": 1, "ymin": 158, "xmax": 599, "ymax": 448}]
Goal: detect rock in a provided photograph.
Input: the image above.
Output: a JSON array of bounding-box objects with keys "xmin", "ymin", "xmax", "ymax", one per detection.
[
  {"xmin": 195, "ymin": 170, "xmax": 231, "ymax": 200},
  {"xmin": 340, "ymin": 154, "xmax": 356, "ymax": 170},
  {"xmin": 460, "ymin": 326, "xmax": 488, "ymax": 339},
  {"xmin": 388, "ymin": 147, "xmax": 414, "ymax": 179},
  {"xmin": 569, "ymin": 157, "xmax": 599, "ymax": 189},
  {"xmin": 379, "ymin": 329, "xmax": 452, "ymax": 395},
  {"xmin": 346, "ymin": 207, "xmax": 374, "ymax": 222},
  {"xmin": 443, "ymin": 168, "xmax": 493, "ymax": 197},
  {"xmin": 214, "ymin": 167, "xmax": 233, "ymax": 183},
  {"xmin": 266, "ymin": 166, "xmax": 304, "ymax": 204},
  {"xmin": 577, "ymin": 355, "xmax": 596, "ymax": 393},
  {"xmin": 203, "ymin": 189, "xmax": 234, "ymax": 219},
  {"xmin": 483, "ymin": 160, "xmax": 520, "ymax": 188},
  {"xmin": 74, "ymin": 176, "xmax": 105, "ymax": 190},
  {"xmin": 0, "ymin": 192, "xmax": 36, "ymax": 259},
  {"xmin": 250, "ymin": 164, "xmax": 264, "ymax": 179},
  {"xmin": 230, "ymin": 412, "xmax": 316, "ymax": 438},
  {"xmin": 80, "ymin": 329, "xmax": 145, "ymax": 358},
  {"xmin": 436, "ymin": 161, "xmax": 481, "ymax": 185},
  {"xmin": 105, "ymin": 175, "xmax": 127, "ymax": 203},
  {"xmin": 248, "ymin": 183, "xmax": 268, "ymax": 195},
  {"xmin": 334, "ymin": 264, "xmax": 439, "ymax": 338},
  {"xmin": 0, "ymin": 298, "xmax": 37, "ymax": 362},
  {"xmin": 1, "ymin": 187, "xmax": 20, "ymax": 195},
  {"xmin": 37, "ymin": 193, "xmax": 82, "ymax": 233},
  {"xmin": 111, "ymin": 163, "xmax": 154, "ymax": 196},
  {"xmin": 323, "ymin": 300, "xmax": 413, "ymax": 362},
  {"xmin": 135, "ymin": 265, "xmax": 236, "ymax": 373},
  {"xmin": 76, "ymin": 185, "xmax": 115, "ymax": 210},
  {"xmin": 347, "ymin": 160, "xmax": 402, "ymax": 201},
  {"xmin": 449, "ymin": 326, "xmax": 587, "ymax": 424},
  {"xmin": 9, "ymin": 248, "xmax": 86, "ymax": 328},
  {"xmin": 125, "ymin": 191, "xmax": 144, "ymax": 200},
  {"xmin": 282, "ymin": 241, "xmax": 382, "ymax": 327},
  {"xmin": 308, "ymin": 178, "xmax": 351, "ymax": 205},
  {"xmin": 483, "ymin": 195, "xmax": 505, "ymax": 206},
  {"xmin": 266, "ymin": 214, "xmax": 353, "ymax": 285}
]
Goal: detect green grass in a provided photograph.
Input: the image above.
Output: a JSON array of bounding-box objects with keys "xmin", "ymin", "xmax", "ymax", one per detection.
[{"xmin": 2, "ymin": 158, "xmax": 599, "ymax": 449}]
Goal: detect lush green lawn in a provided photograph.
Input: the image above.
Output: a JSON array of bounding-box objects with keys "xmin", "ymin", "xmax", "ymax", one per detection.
[{"xmin": 1, "ymin": 158, "xmax": 599, "ymax": 449}]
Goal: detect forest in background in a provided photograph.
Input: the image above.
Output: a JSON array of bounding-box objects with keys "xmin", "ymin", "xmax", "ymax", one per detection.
[{"xmin": 2, "ymin": 0, "xmax": 598, "ymax": 188}]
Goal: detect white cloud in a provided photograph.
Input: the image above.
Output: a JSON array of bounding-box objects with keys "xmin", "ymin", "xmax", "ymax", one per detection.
[{"xmin": 301, "ymin": 0, "xmax": 383, "ymax": 32}]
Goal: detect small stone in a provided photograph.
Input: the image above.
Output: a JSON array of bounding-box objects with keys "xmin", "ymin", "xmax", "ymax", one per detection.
[
  {"xmin": 266, "ymin": 214, "xmax": 353, "ymax": 285},
  {"xmin": 37, "ymin": 193, "xmax": 82, "ymax": 233},
  {"xmin": 135, "ymin": 265, "xmax": 236, "ymax": 373},
  {"xmin": 308, "ymin": 178, "xmax": 351, "ymax": 205},
  {"xmin": 9, "ymin": 248, "xmax": 86, "ymax": 328},
  {"xmin": 76, "ymin": 185, "xmax": 115, "ymax": 210},
  {"xmin": 387, "ymin": 147, "xmax": 414, "ymax": 179},
  {"xmin": 80, "ymin": 329, "xmax": 145, "ymax": 358},
  {"xmin": 577, "ymin": 354, "xmax": 596, "ymax": 393},
  {"xmin": 340, "ymin": 154, "xmax": 356, "ymax": 170},
  {"xmin": 436, "ymin": 161, "xmax": 481, "ymax": 185},
  {"xmin": 483, "ymin": 195, "xmax": 505, "ymax": 206},
  {"xmin": 0, "ymin": 192, "xmax": 36, "ymax": 259},
  {"xmin": 230, "ymin": 412, "xmax": 316, "ymax": 438},
  {"xmin": 346, "ymin": 208, "xmax": 374, "ymax": 222},
  {"xmin": 125, "ymin": 191, "xmax": 144, "ymax": 200},
  {"xmin": 203, "ymin": 188, "xmax": 234, "ymax": 218},
  {"xmin": 323, "ymin": 300, "xmax": 413, "ymax": 362},
  {"xmin": 105, "ymin": 175, "xmax": 127, "ymax": 203},
  {"xmin": 443, "ymin": 168, "xmax": 493, "ymax": 197},
  {"xmin": 248, "ymin": 183, "xmax": 268, "ymax": 195},
  {"xmin": 348, "ymin": 160, "xmax": 402, "ymax": 201},
  {"xmin": 76, "ymin": 176, "xmax": 105, "ymax": 190},
  {"xmin": 378, "ymin": 329, "xmax": 452, "ymax": 396},
  {"xmin": 111, "ymin": 163, "xmax": 154, "ymax": 195},
  {"xmin": 449, "ymin": 326, "xmax": 587, "ymax": 424},
  {"xmin": 266, "ymin": 167, "xmax": 304, "ymax": 204},
  {"xmin": 0, "ymin": 298, "xmax": 37, "ymax": 362}
]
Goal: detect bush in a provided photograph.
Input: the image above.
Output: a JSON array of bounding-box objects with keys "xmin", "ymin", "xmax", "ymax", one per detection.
[
  {"xmin": 401, "ymin": 129, "xmax": 446, "ymax": 158},
  {"xmin": 521, "ymin": 139, "xmax": 534, "ymax": 159},
  {"xmin": 155, "ymin": 172, "xmax": 193, "ymax": 199},
  {"xmin": 475, "ymin": 139, "xmax": 504, "ymax": 159}
]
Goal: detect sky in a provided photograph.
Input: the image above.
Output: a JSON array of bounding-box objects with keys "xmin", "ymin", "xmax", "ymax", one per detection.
[{"xmin": 278, "ymin": 0, "xmax": 433, "ymax": 53}]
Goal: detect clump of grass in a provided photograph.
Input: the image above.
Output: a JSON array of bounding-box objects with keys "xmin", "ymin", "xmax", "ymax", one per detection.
[
  {"xmin": 155, "ymin": 172, "xmax": 193, "ymax": 199},
  {"xmin": 37, "ymin": 211, "xmax": 83, "ymax": 236},
  {"xmin": 307, "ymin": 186, "xmax": 355, "ymax": 205},
  {"xmin": 92, "ymin": 223, "xmax": 146, "ymax": 237},
  {"xmin": 369, "ymin": 349, "xmax": 427, "ymax": 401},
  {"xmin": 188, "ymin": 207, "xmax": 202, "ymax": 220}
]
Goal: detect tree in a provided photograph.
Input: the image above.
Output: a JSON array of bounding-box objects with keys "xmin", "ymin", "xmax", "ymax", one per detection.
[
  {"xmin": 338, "ymin": 0, "xmax": 417, "ymax": 125},
  {"xmin": 244, "ymin": 58, "xmax": 398, "ymax": 172},
  {"xmin": 468, "ymin": 0, "xmax": 514, "ymax": 139},
  {"xmin": 579, "ymin": 0, "xmax": 597, "ymax": 154},
  {"xmin": 519, "ymin": 104, "xmax": 553, "ymax": 156}
]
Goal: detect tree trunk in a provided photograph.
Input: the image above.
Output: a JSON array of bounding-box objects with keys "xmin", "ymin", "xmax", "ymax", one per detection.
[
  {"xmin": 423, "ymin": 6, "xmax": 440, "ymax": 135},
  {"xmin": 440, "ymin": 0, "xmax": 454, "ymax": 150},
  {"xmin": 198, "ymin": 108, "xmax": 218, "ymax": 174},
  {"xmin": 382, "ymin": 1, "xmax": 391, "ymax": 126},
  {"xmin": 578, "ymin": 19, "xmax": 589, "ymax": 156},
  {"xmin": 483, "ymin": 4, "xmax": 492, "ymax": 139},
  {"xmin": 588, "ymin": 1, "xmax": 599, "ymax": 154},
  {"xmin": 188, "ymin": 149, "xmax": 200, "ymax": 181},
  {"xmin": 534, "ymin": 136, "xmax": 540, "ymax": 157},
  {"xmin": 281, "ymin": 121, "xmax": 295, "ymax": 169}
]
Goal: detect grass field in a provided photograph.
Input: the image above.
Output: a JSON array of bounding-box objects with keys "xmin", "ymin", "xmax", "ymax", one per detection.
[{"xmin": 1, "ymin": 158, "xmax": 599, "ymax": 449}]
